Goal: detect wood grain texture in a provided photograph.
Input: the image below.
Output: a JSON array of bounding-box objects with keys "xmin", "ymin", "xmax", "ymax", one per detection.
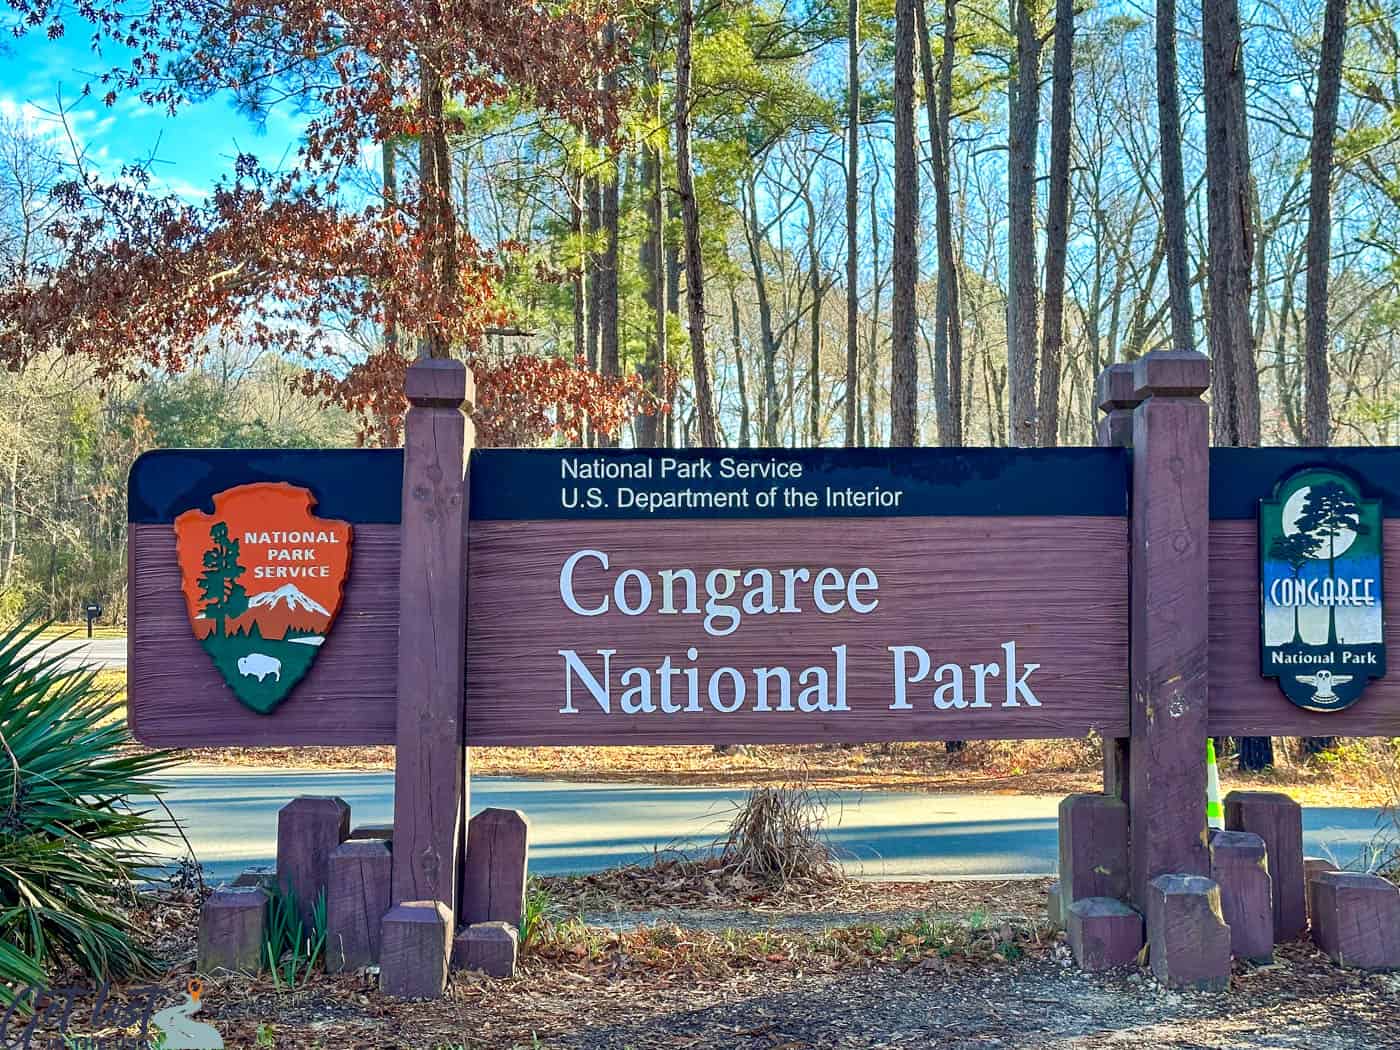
[
  {"xmin": 1067, "ymin": 897, "xmax": 1144, "ymax": 971},
  {"xmin": 1058, "ymin": 794, "xmax": 1129, "ymax": 904},
  {"xmin": 1209, "ymin": 829, "xmax": 1273, "ymax": 963},
  {"xmin": 465, "ymin": 515, "xmax": 1130, "ymax": 746},
  {"xmin": 1145, "ymin": 874, "xmax": 1231, "ymax": 991},
  {"xmin": 276, "ymin": 796, "xmax": 350, "ymax": 931},
  {"xmin": 378, "ymin": 901, "xmax": 452, "ymax": 998},
  {"xmin": 1210, "ymin": 518, "xmax": 1400, "ymax": 736},
  {"xmin": 197, "ymin": 887, "xmax": 266, "ymax": 974},
  {"xmin": 127, "ymin": 523, "xmax": 400, "ymax": 746},
  {"xmin": 1224, "ymin": 790, "xmax": 1306, "ymax": 942},
  {"xmin": 326, "ymin": 839, "xmax": 392, "ymax": 973},
  {"xmin": 1309, "ymin": 871, "xmax": 1400, "ymax": 969},
  {"xmin": 390, "ymin": 359, "xmax": 469, "ymax": 915},
  {"xmin": 460, "ymin": 808, "xmax": 528, "ymax": 928},
  {"xmin": 1128, "ymin": 372, "xmax": 1211, "ymax": 906}
]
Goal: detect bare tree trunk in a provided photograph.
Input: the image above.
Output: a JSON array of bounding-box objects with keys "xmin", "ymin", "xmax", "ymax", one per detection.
[
  {"xmin": 1202, "ymin": 0, "xmax": 1261, "ymax": 447},
  {"xmin": 936, "ymin": 0, "xmax": 963, "ymax": 445},
  {"xmin": 572, "ymin": 175, "xmax": 586, "ymax": 362},
  {"xmin": 1007, "ymin": 0, "xmax": 1042, "ymax": 445},
  {"xmin": 1304, "ymin": 0, "xmax": 1346, "ymax": 446},
  {"xmin": 417, "ymin": 59, "xmax": 456, "ymax": 360},
  {"xmin": 676, "ymin": 0, "xmax": 719, "ymax": 446},
  {"xmin": 637, "ymin": 41, "xmax": 668, "ymax": 449},
  {"xmin": 732, "ymin": 288, "xmax": 753, "ymax": 447},
  {"xmin": 1037, "ymin": 0, "xmax": 1073, "ymax": 447},
  {"xmin": 804, "ymin": 189, "xmax": 824, "ymax": 445},
  {"xmin": 383, "ymin": 139, "xmax": 400, "ymax": 361},
  {"xmin": 586, "ymin": 169, "xmax": 602, "ymax": 375},
  {"xmin": 915, "ymin": 0, "xmax": 949, "ymax": 445},
  {"xmin": 890, "ymin": 0, "xmax": 919, "ymax": 446},
  {"xmin": 598, "ymin": 120, "xmax": 621, "ymax": 445},
  {"xmin": 1157, "ymin": 0, "xmax": 1193, "ymax": 353},
  {"xmin": 845, "ymin": 0, "xmax": 860, "ymax": 448}
]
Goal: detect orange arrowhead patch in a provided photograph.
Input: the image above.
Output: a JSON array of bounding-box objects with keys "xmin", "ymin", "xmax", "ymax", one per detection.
[{"xmin": 174, "ymin": 482, "xmax": 352, "ymax": 714}]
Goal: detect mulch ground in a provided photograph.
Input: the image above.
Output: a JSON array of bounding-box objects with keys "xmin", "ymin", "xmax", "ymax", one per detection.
[{"xmin": 26, "ymin": 875, "xmax": 1400, "ymax": 1050}]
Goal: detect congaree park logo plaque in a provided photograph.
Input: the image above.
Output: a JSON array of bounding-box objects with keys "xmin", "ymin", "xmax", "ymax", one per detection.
[
  {"xmin": 174, "ymin": 482, "xmax": 352, "ymax": 714},
  {"xmin": 1260, "ymin": 467, "xmax": 1384, "ymax": 712}
]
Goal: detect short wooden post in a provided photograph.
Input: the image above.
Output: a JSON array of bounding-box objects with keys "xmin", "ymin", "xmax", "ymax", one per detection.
[
  {"xmin": 197, "ymin": 886, "xmax": 266, "ymax": 974},
  {"xmin": 452, "ymin": 921, "xmax": 519, "ymax": 978},
  {"xmin": 1209, "ymin": 830, "xmax": 1273, "ymax": 963},
  {"xmin": 276, "ymin": 796, "xmax": 350, "ymax": 929},
  {"xmin": 1304, "ymin": 856, "xmax": 1339, "ymax": 924},
  {"xmin": 1310, "ymin": 871, "xmax": 1400, "ymax": 970},
  {"xmin": 383, "ymin": 358, "xmax": 471, "ymax": 999},
  {"xmin": 1058, "ymin": 793, "xmax": 1129, "ymax": 906},
  {"xmin": 1067, "ymin": 898, "xmax": 1144, "ymax": 971},
  {"xmin": 1128, "ymin": 351, "xmax": 1212, "ymax": 905},
  {"xmin": 326, "ymin": 839, "xmax": 393, "ymax": 973},
  {"xmin": 1224, "ymin": 790, "xmax": 1306, "ymax": 942},
  {"xmin": 380, "ymin": 901, "xmax": 453, "ymax": 998},
  {"xmin": 1146, "ymin": 874, "xmax": 1232, "ymax": 991},
  {"xmin": 460, "ymin": 808, "xmax": 530, "ymax": 928},
  {"xmin": 1094, "ymin": 362, "xmax": 1138, "ymax": 802}
]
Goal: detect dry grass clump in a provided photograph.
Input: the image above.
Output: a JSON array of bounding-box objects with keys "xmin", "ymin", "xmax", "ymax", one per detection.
[{"xmin": 714, "ymin": 781, "xmax": 842, "ymax": 887}]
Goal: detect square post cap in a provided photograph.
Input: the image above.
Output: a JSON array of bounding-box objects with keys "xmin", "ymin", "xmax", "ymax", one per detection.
[
  {"xmin": 1096, "ymin": 363, "xmax": 1140, "ymax": 413},
  {"xmin": 405, "ymin": 358, "xmax": 474, "ymax": 409},
  {"xmin": 1131, "ymin": 350, "xmax": 1210, "ymax": 400}
]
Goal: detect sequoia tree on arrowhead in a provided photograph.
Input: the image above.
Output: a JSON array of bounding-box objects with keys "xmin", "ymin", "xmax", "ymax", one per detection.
[{"xmin": 1, "ymin": 0, "xmax": 640, "ymax": 445}]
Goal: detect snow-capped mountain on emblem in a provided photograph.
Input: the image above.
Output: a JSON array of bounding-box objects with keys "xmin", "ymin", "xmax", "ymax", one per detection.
[
  {"xmin": 174, "ymin": 482, "xmax": 352, "ymax": 715},
  {"xmin": 248, "ymin": 584, "xmax": 332, "ymax": 617}
]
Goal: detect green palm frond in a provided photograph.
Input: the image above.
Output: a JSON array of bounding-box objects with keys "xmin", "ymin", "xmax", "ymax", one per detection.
[{"xmin": 0, "ymin": 620, "xmax": 180, "ymax": 985}]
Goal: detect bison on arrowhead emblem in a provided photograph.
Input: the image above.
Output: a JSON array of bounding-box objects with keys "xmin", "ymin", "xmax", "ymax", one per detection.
[{"xmin": 174, "ymin": 482, "xmax": 352, "ymax": 714}]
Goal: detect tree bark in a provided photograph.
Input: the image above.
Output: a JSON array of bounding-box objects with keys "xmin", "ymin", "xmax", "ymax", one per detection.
[
  {"xmin": 1037, "ymin": 0, "xmax": 1073, "ymax": 447},
  {"xmin": 1157, "ymin": 0, "xmax": 1193, "ymax": 353},
  {"xmin": 417, "ymin": 59, "xmax": 456, "ymax": 360},
  {"xmin": 845, "ymin": 0, "xmax": 861, "ymax": 448},
  {"xmin": 676, "ymin": 0, "xmax": 719, "ymax": 446},
  {"xmin": 637, "ymin": 41, "xmax": 668, "ymax": 449},
  {"xmin": 1304, "ymin": 0, "xmax": 1346, "ymax": 446},
  {"xmin": 890, "ymin": 0, "xmax": 919, "ymax": 446},
  {"xmin": 732, "ymin": 288, "xmax": 753, "ymax": 447},
  {"xmin": 1007, "ymin": 0, "xmax": 1042, "ymax": 445},
  {"xmin": 805, "ymin": 188, "xmax": 824, "ymax": 445},
  {"xmin": 1202, "ymin": 0, "xmax": 1260, "ymax": 446}
]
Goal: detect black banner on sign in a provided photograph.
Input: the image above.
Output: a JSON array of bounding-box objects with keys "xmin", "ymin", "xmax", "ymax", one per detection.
[{"xmin": 468, "ymin": 447, "xmax": 1129, "ymax": 521}]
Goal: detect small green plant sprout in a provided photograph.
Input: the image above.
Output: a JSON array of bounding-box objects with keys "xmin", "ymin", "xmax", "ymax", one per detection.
[
  {"xmin": 520, "ymin": 882, "xmax": 552, "ymax": 948},
  {"xmin": 263, "ymin": 885, "xmax": 327, "ymax": 990},
  {"xmin": 255, "ymin": 1023, "xmax": 277, "ymax": 1047}
]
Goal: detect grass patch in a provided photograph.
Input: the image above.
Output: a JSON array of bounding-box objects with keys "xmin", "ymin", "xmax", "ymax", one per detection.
[{"xmin": 35, "ymin": 622, "xmax": 126, "ymax": 640}]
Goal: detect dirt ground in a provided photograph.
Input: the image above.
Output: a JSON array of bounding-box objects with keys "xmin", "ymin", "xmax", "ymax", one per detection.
[
  {"xmin": 168, "ymin": 737, "xmax": 1399, "ymax": 808},
  {"xmin": 26, "ymin": 876, "xmax": 1400, "ymax": 1050}
]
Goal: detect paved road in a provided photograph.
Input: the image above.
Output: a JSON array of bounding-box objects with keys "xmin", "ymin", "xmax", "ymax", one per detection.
[
  {"xmin": 144, "ymin": 768, "xmax": 1390, "ymax": 885},
  {"xmin": 27, "ymin": 636, "xmax": 126, "ymax": 670}
]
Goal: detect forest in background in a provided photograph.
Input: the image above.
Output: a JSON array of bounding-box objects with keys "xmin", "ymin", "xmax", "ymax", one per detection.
[{"xmin": 1, "ymin": 0, "xmax": 1399, "ymax": 620}]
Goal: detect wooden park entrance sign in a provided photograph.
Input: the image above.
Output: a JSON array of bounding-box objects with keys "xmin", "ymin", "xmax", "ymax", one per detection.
[{"xmin": 129, "ymin": 351, "xmax": 1400, "ymax": 995}]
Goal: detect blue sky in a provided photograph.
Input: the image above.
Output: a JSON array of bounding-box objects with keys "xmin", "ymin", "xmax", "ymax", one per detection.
[{"xmin": 1, "ymin": 26, "xmax": 303, "ymax": 198}]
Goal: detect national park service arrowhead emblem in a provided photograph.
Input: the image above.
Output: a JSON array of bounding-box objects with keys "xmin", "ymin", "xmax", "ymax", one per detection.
[
  {"xmin": 1260, "ymin": 467, "xmax": 1384, "ymax": 713},
  {"xmin": 174, "ymin": 483, "xmax": 352, "ymax": 714}
]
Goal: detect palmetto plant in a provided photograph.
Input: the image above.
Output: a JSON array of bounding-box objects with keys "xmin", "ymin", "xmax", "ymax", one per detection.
[{"xmin": 0, "ymin": 622, "xmax": 177, "ymax": 985}]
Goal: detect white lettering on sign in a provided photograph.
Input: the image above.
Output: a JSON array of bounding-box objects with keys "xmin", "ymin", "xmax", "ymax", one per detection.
[
  {"xmin": 558, "ymin": 548, "xmax": 881, "ymax": 638},
  {"xmin": 553, "ymin": 548, "xmax": 1047, "ymax": 719}
]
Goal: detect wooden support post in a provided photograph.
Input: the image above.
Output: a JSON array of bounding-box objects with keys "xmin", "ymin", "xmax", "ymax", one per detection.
[
  {"xmin": 1304, "ymin": 856, "xmax": 1339, "ymax": 925},
  {"xmin": 391, "ymin": 359, "xmax": 471, "ymax": 914},
  {"xmin": 1209, "ymin": 829, "xmax": 1273, "ymax": 963},
  {"xmin": 383, "ymin": 358, "xmax": 472, "ymax": 1000},
  {"xmin": 1128, "ymin": 351, "xmax": 1212, "ymax": 906},
  {"xmin": 1224, "ymin": 790, "xmax": 1306, "ymax": 942},
  {"xmin": 327, "ymin": 839, "xmax": 393, "ymax": 973},
  {"xmin": 276, "ymin": 796, "xmax": 350, "ymax": 930},
  {"xmin": 1095, "ymin": 362, "xmax": 1138, "ymax": 801},
  {"xmin": 461, "ymin": 808, "xmax": 530, "ymax": 929},
  {"xmin": 197, "ymin": 886, "xmax": 266, "ymax": 974}
]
